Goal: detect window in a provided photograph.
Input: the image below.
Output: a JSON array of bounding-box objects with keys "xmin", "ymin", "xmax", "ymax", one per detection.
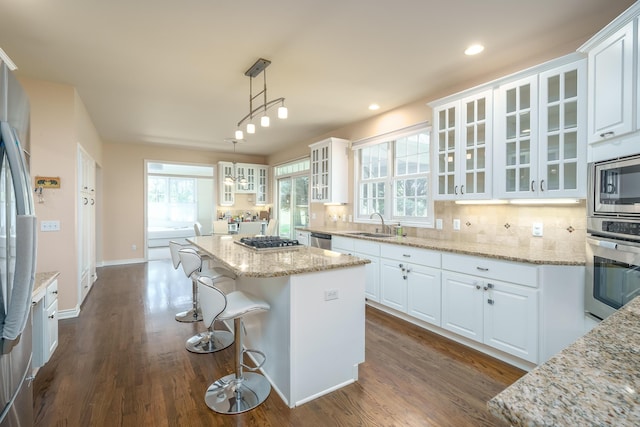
[{"xmin": 354, "ymin": 124, "xmax": 432, "ymax": 227}]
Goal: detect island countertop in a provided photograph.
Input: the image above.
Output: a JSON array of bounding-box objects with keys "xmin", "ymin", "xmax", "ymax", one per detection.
[
  {"xmin": 487, "ymin": 296, "xmax": 640, "ymax": 426},
  {"xmin": 188, "ymin": 235, "xmax": 369, "ymax": 278}
]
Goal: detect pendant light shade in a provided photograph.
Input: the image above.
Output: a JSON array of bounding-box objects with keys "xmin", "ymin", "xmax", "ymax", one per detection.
[
  {"xmin": 261, "ymin": 115, "xmax": 270, "ymax": 127},
  {"xmin": 246, "ymin": 123, "xmax": 256, "ymax": 134},
  {"xmin": 278, "ymin": 105, "xmax": 288, "ymax": 119},
  {"xmin": 235, "ymin": 129, "xmax": 244, "ymax": 140}
]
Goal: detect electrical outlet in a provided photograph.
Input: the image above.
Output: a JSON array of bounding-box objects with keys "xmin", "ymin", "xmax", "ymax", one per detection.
[
  {"xmin": 453, "ymin": 219, "xmax": 461, "ymax": 231},
  {"xmin": 532, "ymin": 222, "xmax": 543, "ymax": 237},
  {"xmin": 40, "ymin": 220, "xmax": 60, "ymax": 232},
  {"xmin": 324, "ymin": 289, "xmax": 338, "ymax": 301},
  {"xmin": 436, "ymin": 219, "xmax": 443, "ymax": 230},
  {"xmin": 132, "ymin": 244, "xmax": 137, "ymax": 251}
]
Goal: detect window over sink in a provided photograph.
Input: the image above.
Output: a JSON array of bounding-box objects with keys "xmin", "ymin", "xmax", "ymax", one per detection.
[{"xmin": 353, "ymin": 123, "xmax": 433, "ymax": 227}]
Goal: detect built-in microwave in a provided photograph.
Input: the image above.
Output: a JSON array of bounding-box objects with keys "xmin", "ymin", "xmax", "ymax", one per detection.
[{"xmin": 588, "ymin": 154, "xmax": 640, "ymax": 218}]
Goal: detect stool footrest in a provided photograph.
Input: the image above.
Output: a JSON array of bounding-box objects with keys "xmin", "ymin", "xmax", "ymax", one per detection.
[{"xmin": 241, "ymin": 349, "xmax": 266, "ymax": 371}]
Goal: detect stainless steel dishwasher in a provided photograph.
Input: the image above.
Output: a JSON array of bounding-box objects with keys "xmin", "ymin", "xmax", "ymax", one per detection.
[{"xmin": 309, "ymin": 232, "xmax": 332, "ymax": 249}]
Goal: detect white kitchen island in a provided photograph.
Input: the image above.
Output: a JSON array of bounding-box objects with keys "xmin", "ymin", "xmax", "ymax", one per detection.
[{"xmin": 188, "ymin": 235, "xmax": 368, "ymax": 407}]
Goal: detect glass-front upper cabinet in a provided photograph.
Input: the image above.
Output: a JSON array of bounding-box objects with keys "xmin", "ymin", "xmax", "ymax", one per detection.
[
  {"xmin": 495, "ymin": 75, "xmax": 538, "ymax": 198},
  {"xmin": 538, "ymin": 59, "xmax": 586, "ymax": 198},
  {"xmin": 495, "ymin": 57, "xmax": 586, "ymax": 199},
  {"xmin": 433, "ymin": 90, "xmax": 492, "ymax": 200}
]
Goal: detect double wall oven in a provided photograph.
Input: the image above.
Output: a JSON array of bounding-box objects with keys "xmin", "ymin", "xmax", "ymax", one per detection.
[{"xmin": 586, "ymin": 154, "xmax": 640, "ymax": 320}]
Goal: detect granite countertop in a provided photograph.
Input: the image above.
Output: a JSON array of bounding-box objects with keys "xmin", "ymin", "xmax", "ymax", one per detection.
[
  {"xmin": 488, "ymin": 296, "xmax": 640, "ymax": 426},
  {"xmin": 32, "ymin": 271, "xmax": 60, "ymax": 302},
  {"xmin": 188, "ymin": 235, "xmax": 369, "ymax": 278},
  {"xmin": 300, "ymin": 227, "xmax": 584, "ymax": 266}
]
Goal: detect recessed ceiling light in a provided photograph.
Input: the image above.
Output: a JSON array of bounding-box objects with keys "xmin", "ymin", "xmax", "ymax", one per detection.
[
  {"xmin": 368, "ymin": 103, "xmax": 380, "ymax": 111},
  {"xmin": 464, "ymin": 44, "xmax": 484, "ymax": 56}
]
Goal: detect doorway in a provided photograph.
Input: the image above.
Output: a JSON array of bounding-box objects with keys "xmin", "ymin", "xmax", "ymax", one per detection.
[
  {"xmin": 145, "ymin": 161, "xmax": 215, "ymax": 260},
  {"xmin": 275, "ymin": 159, "xmax": 310, "ymax": 239}
]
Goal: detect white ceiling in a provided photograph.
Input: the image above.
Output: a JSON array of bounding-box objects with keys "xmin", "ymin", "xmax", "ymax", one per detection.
[{"xmin": 0, "ymin": 0, "xmax": 635, "ymax": 156}]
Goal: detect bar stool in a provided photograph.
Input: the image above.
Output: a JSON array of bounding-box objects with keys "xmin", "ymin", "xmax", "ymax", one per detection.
[
  {"xmin": 198, "ymin": 276, "xmax": 271, "ymax": 414},
  {"xmin": 178, "ymin": 249, "xmax": 235, "ymax": 353},
  {"xmin": 172, "ymin": 243, "xmax": 233, "ymax": 323}
]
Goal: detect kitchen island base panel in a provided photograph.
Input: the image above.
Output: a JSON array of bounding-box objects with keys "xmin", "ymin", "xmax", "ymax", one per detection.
[{"xmin": 236, "ymin": 265, "xmax": 366, "ymax": 408}]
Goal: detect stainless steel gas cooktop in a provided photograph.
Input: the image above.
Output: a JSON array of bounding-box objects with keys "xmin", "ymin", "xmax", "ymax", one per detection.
[{"xmin": 234, "ymin": 236, "xmax": 302, "ymax": 251}]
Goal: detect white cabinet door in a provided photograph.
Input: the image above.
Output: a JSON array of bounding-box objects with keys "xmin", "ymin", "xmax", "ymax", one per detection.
[
  {"xmin": 380, "ymin": 258, "xmax": 407, "ymax": 312},
  {"xmin": 434, "ymin": 100, "xmax": 459, "ymax": 199},
  {"xmin": 495, "ymin": 75, "xmax": 539, "ymax": 198},
  {"xmin": 484, "ymin": 280, "xmax": 538, "ymax": 363},
  {"xmin": 407, "ymin": 264, "xmax": 441, "ymax": 326},
  {"xmin": 295, "ymin": 230, "xmax": 310, "ymax": 246},
  {"xmin": 587, "ymin": 21, "xmax": 634, "ymax": 143},
  {"xmin": 538, "ymin": 60, "xmax": 587, "ymax": 198},
  {"xmin": 46, "ymin": 299, "xmax": 59, "ymax": 359},
  {"xmin": 441, "ymin": 271, "xmax": 484, "ymax": 342},
  {"xmin": 358, "ymin": 254, "xmax": 380, "ymax": 302},
  {"xmin": 256, "ymin": 166, "xmax": 268, "ymax": 205},
  {"xmin": 309, "ymin": 138, "xmax": 349, "ymax": 204},
  {"xmin": 433, "ymin": 92, "xmax": 492, "ymax": 201},
  {"xmin": 218, "ymin": 162, "xmax": 235, "ymax": 206},
  {"xmin": 235, "ymin": 163, "xmax": 256, "ymax": 193}
]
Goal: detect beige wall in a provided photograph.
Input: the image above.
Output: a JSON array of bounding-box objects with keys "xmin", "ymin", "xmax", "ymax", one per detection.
[
  {"xmin": 101, "ymin": 142, "xmax": 266, "ymax": 262},
  {"xmin": 20, "ymin": 77, "xmax": 102, "ymax": 313}
]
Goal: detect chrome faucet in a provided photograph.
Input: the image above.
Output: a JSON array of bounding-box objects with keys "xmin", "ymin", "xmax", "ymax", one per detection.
[{"xmin": 369, "ymin": 212, "xmax": 388, "ymax": 235}]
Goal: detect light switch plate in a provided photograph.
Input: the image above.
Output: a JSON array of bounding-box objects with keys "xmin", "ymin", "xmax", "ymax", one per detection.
[{"xmin": 453, "ymin": 219, "xmax": 461, "ymax": 231}]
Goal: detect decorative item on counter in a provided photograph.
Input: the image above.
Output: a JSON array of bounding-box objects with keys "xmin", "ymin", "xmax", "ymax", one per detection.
[{"xmin": 395, "ymin": 224, "xmax": 403, "ymax": 237}]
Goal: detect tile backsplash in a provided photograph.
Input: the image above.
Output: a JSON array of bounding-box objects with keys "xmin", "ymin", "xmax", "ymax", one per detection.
[{"xmin": 316, "ymin": 200, "xmax": 587, "ymax": 256}]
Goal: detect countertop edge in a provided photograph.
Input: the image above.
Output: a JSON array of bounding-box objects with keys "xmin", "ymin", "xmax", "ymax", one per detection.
[{"xmin": 32, "ymin": 271, "xmax": 60, "ymax": 302}]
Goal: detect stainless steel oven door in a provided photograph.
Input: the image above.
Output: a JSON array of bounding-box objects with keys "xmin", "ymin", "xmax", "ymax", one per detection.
[
  {"xmin": 586, "ymin": 235, "xmax": 640, "ymax": 320},
  {"xmin": 589, "ymin": 155, "xmax": 640, "ymax": 216}
]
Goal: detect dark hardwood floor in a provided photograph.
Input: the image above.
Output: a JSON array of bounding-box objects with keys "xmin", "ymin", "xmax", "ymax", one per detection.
[{"xmin": 33, "ymin": 260, "xmax": 524, "ymax": 426}]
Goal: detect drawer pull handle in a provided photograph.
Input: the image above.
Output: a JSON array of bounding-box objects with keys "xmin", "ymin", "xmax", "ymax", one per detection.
[
  {"xmin": 600, "ymin": 131, "xmax": 615, "ymax": 138},
  {"xmin": 487, "ymin": 299, "xmax": 495, "ymax": 305},
  {"xmin": 402, "ymin": 254, "xmax": 411, "ymax": 258},
  {"xmin": 476, "ymin": 266, "xmax": 489, "ymax": 272}
]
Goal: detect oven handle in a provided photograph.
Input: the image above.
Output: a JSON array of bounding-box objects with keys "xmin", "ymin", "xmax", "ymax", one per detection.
[{"xmin": 587, "ymin": 236, "xmax": 640, "ymax": 254}]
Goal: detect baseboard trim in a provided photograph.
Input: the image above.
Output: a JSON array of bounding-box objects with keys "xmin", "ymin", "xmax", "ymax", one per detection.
[
  {"xmin": 101, "ymin": 258, "xmax": 146, "ymax": 267},
  {"xmin": 58, "ymin": 306, "xmax": 81, "ymax": 319}
]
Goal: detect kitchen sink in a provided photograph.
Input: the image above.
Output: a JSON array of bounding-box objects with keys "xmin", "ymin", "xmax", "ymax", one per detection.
[{"xmin": 346, "ymin": 232, "xmax": 394, "ymax": 238}]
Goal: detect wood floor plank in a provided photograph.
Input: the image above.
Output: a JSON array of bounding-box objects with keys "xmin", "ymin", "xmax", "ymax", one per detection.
[{"xmin": 33, "ymin": 260, "xmax": 524, "ymax": 426}]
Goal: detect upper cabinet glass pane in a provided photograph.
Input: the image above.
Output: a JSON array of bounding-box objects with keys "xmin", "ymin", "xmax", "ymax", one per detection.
[
  {"xmin": 506, "ymin": 88, "xmax": 517, "ymax": 113},
  {"xmin": 547, "ymin": 75, "xmax": 560, "ymax": 103},
  {"xmin": 519, "ymin": 84, "xmax": 530, "ymax": 110},
  {"xmin": 477, "ymin": 98, "xmax": 486, "ymax": 121},
  {"xmin": 564, "ymin": 70, "xmax": 578, "ymax": 99},
  {"xmin": 466, "ymin": 101, "xmax": 475, "ymax": 124}
]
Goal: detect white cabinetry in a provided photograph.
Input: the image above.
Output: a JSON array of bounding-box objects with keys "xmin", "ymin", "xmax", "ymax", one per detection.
[
  {"xmin": 583, "ymin": 21, "xmax": 634, "ymax": 143},
  {"xmin": 33, "ymin": 278, "xmax": 59, "ymax": 370},
  {"xmin": 494, "ymin": 57, "xmax": 586, "ymax": 198},
  {"xmin": 332, "ymin": 236, "xmax": 381, "ymax": 302},
  {"xmin": 218, "ymin": 162, "xmax": 268, "ymax": 206},
  {"xmin": 441, "ymin": 253, "xmax": 538, "ymax": 363},
  {"xmin": 256, "ymin": 166, "xmax": 268, "ymax": 205},
  {"xmin": 78, "ymin": 147, "xmax": 96, "ymax": 304},
  {"xmin": 578, "ymin": 2, "xmax": 640, "ymax": 162},
  {"xmin": 295, "ymin": 230, "xmax": 310, "ymax": 246},
  {"xmin": 380, "ymin": 244, "xmax": 441, "ymax": 326},
  {"xmin": 433, "ymin": 90, "xmax": 493, "ymax": 200},
  {"xmin": 309, "ymin": 138, "xmax": 349, "ymax": 204}
]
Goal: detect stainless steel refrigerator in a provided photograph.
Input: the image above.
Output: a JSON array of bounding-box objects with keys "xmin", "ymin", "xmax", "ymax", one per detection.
[{"xmin": 0, "ymin": 58, "xmax": 38, "ymax": 426}]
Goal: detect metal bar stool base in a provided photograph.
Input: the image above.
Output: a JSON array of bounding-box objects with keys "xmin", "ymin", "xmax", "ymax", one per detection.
[
  {"xmin": 186, "ymin": 330, "xmax": 233, "ymax": 354},
  {"xmin": 204, "ymin": 372, "xmax": 271, "ymax": 414},
  {"xmin": 175, "ymin": 308, "xmax": 203, "ymax": 323}
]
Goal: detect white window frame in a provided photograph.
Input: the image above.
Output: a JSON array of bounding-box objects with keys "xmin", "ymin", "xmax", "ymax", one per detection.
[{"xmin": 353, "ymin": 123, "xmax": 434, "ymax": 228}]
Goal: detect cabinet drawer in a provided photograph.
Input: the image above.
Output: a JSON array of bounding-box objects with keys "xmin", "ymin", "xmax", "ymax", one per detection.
[
  {"xmin": 45, "ymin": 279, "xmax": 58, "ymax": 307},
  {"xmin": 380, "ymin": 244, "xmax": 440, "ymax": 268},
  {"xmin": 332, "ymin": 236, "xmax": 355, "ymax": 252},
  {"xmin": 442, "ymin": 253, "xmax": 537, "ymax": 288},
  {"xmin": 354, "ymin": 240, "xmax": 380, "ymax": 256}
]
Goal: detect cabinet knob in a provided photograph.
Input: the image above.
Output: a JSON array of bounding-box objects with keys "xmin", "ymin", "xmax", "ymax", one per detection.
[
  {"xmin": 475, "ymin": 284, "xmax": 481, "ymax": 290},
  {"xmin": 48, "ymin": 314, "xmax": 55, "ymax": 319},
  {"xmin": 600, "ymin": 131, "xmax": 615, "ymax": 138},
  {"xmin": 52, "ymin": 290, "xmax": 58, "ymax": 294},
  {"xmin": 487, "ymin": 299, "xmax": 495, "ymax": 305}
]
